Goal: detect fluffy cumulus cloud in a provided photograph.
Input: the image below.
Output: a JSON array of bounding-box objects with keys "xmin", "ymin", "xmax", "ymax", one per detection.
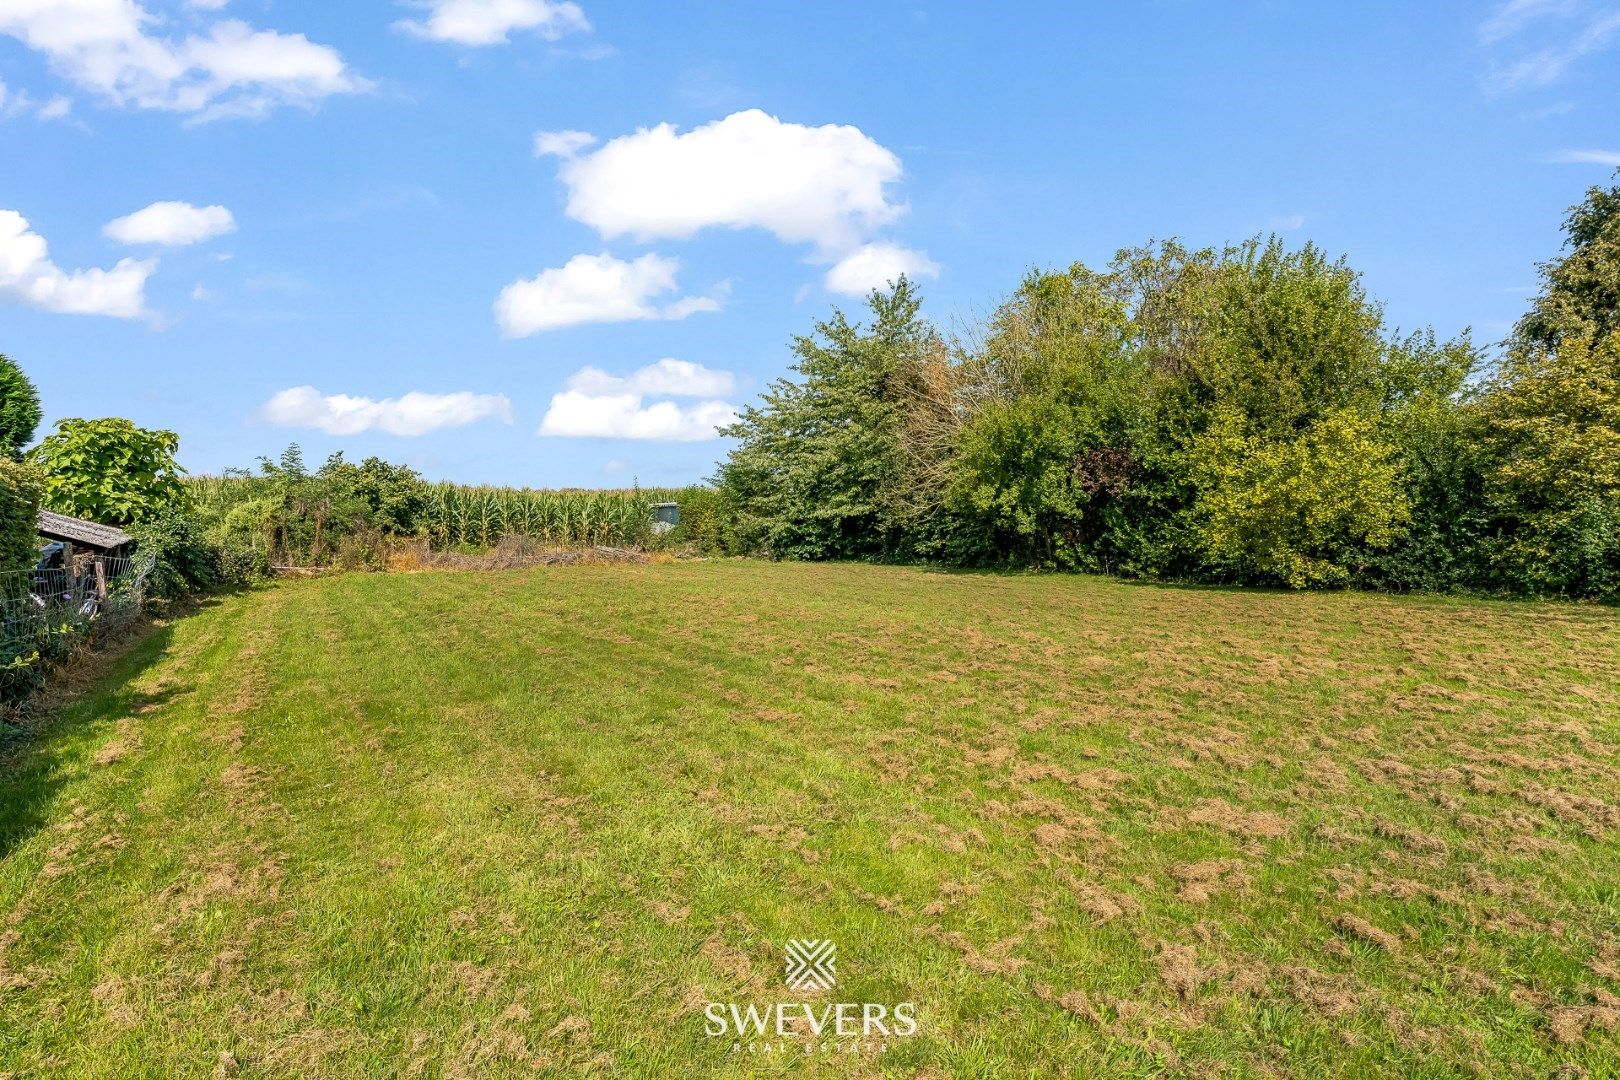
[
  {"xmin": 494, "ymin": 252, "xmax": 721, "ymax": 337},
  {"xmin": 395, "ymin": 0, "xmax": 589, "ymax": 46},
  {"xmin": 563, "ymin": 358, "xmax": 736, "ymax": 398},
  {"xmin": 823, "ymin": 241, "xmax": 938, "ymax": 297},
  {"xmin": 0, "ymin": 208, "xmax": 153, "ymax": 318},
  {"xmin": 104, "ymin": 200, "xmax": 236, "ymax": 245},
  {"xmin": 539, "ymin": 359, "xmax": 738, "ymax": 441},
  {"xmin": 260, "ymin": 386, "xmax": 514, "ymax": 436},
  {"xmin": 539, "ymin": 109, "xmax": 906, "ymax": 255},
  {"xmin": 0, "ymin": 0, "xmax": 367, "ymax": 119}
]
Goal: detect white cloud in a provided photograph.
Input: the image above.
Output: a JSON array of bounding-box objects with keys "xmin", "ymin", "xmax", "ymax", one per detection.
[
  {"xmin": 0, "ymin": 0, "xmax": 367, "ymax": 119},
  {"xmin": 0, "ymin": 76, "xmax": 73, "ymax": 121},
  {"xmin": 1264, "ymin": 212, "xmax": 1308, "ymax": 232},
  {"xmin": 564, "ymin": 358, "xmax": 736, "ymax": 398},
  {"xmin": 824, "ymin": 242, "xmax": 938, "ymax": 296},
  {"xmin": 1479, "ymin": 0, "xmax": 1578, "ymax": 45},
  {"xmin": 104, "ymin": 200, "xmax": 236, "ymax": 245},
  {"xmin": 538, "ymin": 364, "xmax": 738, "ymax": 442},
  {"xmin": 1479, "ymin": 2, "xmax": 1620, "ymax": 92},
  {"xmin": 260, "ymin": 386, "xmax": 514, "ymax": 436},
  {"xmin": 395, "ymin": 0, "xmax": 589, "ymax": 46},
  {"xmin": 0, "ymin": 208, "xmax": 153, "ymax": 318},
  {"xmin": 532, "ymin": 128, "xmax": 595, "ymax": 157},
  {"xmin": 494, "ymin": 252, "xmax": 721, "ymax": 337},
  {"xmin": 546, "ymin": 109, "xmax": 907, "ymax": 255},
  {"xmin": 1551, "ymin": 147, "xmax": 1620, "ymax": 166}
]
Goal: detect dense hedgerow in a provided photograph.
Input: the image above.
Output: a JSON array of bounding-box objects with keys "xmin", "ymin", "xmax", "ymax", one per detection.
[{"xmin": 714, "ymin": 172, "xmax": 1620, "ymax": 598}]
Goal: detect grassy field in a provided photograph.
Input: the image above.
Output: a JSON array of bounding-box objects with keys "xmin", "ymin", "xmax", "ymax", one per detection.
[{"xmin": 1, "ymin": 562, "xmax": 1618, "ymax": 1078}]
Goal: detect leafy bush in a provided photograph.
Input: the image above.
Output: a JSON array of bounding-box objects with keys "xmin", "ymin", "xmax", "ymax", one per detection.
[
  {"xmin": 125, "ymin": 505, "xmax": 270, "ymax": 600},
  {"xmin": 669, "ymin": 487, "xmax": 731, "ymax": 552},
  {"xmin": 1189, "ymin": 407, "xmax": 1408, "ymax": 588}
]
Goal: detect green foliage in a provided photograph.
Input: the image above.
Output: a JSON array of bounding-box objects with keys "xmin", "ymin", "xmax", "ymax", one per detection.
[
  {"xmin": 1359, "ymin": 390, "xmax": 1490, "ymax": 593},
  {"xmin": 421, "ymin": 484, "xmax": 664, "ymax": 550},
  {"xmin": 0, "ymin": 458, "xmax": 43, "ymax": 582},
  {"xmin": 670, "ymin": 486, "xmax": 731, "ymax": 552},
  {"xmin": 187, "ymin": 452, "xmax": 682, "ymax": 562},
  {"xmin": 0, "ymin": 353, "xmax": 41, "ymax": 461},
  {"xmin": 126, "ymin": 505, "xmax": 266, "ymax": 600},
  {"xmin": 924, "ymin": 240, "xmax": 1468, "ymax": 585},
  {"xmin": 1189, "ymin": 407, "xmax": 1408, "ymax": 587},
  {"xmin": 717, "ymin": 278, "xmax": 938, "ymax": 560},
  {"xmin": 1515, "ymin": 170, "xmax": 1620, "ymax": 352},
  {"xmin": 940, "ymin": 261, "xmax": 1167, "ymax": 571},
  {"xmin": 28, "ymin": 418, "xmax": 186, "ymax": 526},
  {"xmin": 186, "ymin": 446, "xmax": 427, "ymax": 568},
  {"xmin": 1477, "ymin": 332, "xmax": 1620, "ymax": 596}
]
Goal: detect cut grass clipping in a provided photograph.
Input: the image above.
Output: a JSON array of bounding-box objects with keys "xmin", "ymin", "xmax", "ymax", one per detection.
[{"xmin": 1, "ymin": 562, "xmax": 1618, "ymax": 1077}]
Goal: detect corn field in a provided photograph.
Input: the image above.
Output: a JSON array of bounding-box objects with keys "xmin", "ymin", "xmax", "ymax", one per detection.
[
  {"xmin": 422, "ymin": 484, "xmax": 684, "ymax": 549},
  {"xmin": 182, "ymin": 475, "xmax": 691, "ymax": 553}
]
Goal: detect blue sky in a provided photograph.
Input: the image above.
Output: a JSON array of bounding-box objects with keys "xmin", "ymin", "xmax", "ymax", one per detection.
[{"xmin": 1, "ymin": 0, "xmax": 1617, "ymax": 487}]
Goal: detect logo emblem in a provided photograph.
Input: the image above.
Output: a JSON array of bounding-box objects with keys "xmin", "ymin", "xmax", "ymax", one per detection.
[{"xmin": 784, "ymin": 939, "xmax": 837, "ymax": 991}]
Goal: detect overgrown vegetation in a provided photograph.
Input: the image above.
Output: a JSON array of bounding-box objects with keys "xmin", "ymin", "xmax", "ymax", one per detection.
[
  {"xmin": 1, "ymin": 563, "xmax": 1617, "ymax": 1076},
  {"xmin": 715, "ymin": 172, "xmax": 1620, "ymax": 598},
  {"xmin": 186, "ymin": 453, "xmax": 693, "ymax": 565}
]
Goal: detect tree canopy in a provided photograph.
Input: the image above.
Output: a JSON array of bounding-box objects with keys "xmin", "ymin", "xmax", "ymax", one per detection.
[{"xmin": 0, "ymin": 353, "xmax": 41, "ymax": 461}]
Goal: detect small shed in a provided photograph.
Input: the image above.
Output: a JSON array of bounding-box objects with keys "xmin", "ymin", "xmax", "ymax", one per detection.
[
  {"xmin": 36, "ymin": 510, "xmax": 133, "ymax": 557},
  {"xmin": 650, "ymin": 501, "xmax": 680, "ymax": 535}
]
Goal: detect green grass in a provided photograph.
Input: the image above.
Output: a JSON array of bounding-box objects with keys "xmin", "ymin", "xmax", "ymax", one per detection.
[{"xmin": 2, "ymin": 562, "xmax": 1618, "ymax": 1077}]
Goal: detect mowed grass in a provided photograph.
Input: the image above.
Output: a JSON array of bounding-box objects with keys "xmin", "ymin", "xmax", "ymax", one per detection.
[{"xmin": 1, "ymin": 562, "xmax": 1618, "ymax": 1078}]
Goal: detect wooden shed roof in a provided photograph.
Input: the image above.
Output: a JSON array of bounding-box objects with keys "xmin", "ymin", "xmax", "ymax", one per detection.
[{"xmin": 36, "ymin": 510, "xmax": 133, "ymax": 551}]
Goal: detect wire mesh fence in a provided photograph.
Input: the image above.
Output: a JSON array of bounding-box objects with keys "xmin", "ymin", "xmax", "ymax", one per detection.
[{"xmin": 1, "ymin": 553, "xmax": 155, "ymax": 704}]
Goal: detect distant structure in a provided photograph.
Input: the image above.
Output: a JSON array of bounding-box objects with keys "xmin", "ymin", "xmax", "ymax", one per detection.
[{"xmin": 651, "ymin": 501, "xmax": 680, "ymax": 536}]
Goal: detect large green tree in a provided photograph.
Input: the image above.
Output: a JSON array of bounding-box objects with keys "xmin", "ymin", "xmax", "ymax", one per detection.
[
  {"xmin": 29, "ymin": 418, "xmax": 187, "ymax": 526},
  {"xmin": 1515, "ymin": 170, "xmax": 1620, "ymax": 352},
  {"xmin": 716, "ymin": 279, "xmax": 938, "ymax": 560},
  {"xmin": 0, "ymin": 353, "xmax": 42, "ymax": 461},
  {"xmin": 1471, "ymin": 171, "xmax": 1620, "ymax": 597}
]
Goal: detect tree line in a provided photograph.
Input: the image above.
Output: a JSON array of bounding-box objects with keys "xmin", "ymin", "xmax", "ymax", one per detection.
[{"xmin": 712, "ymin": 173, "xmax": 1620, "ymax": 598}]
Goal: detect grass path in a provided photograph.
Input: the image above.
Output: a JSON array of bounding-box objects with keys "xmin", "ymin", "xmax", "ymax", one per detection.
[{"xmin": 1, "ymin": 562, "xmax": 1618, "ymax": 1077}]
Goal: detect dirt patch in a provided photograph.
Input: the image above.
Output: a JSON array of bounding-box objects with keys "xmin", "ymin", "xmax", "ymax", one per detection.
[
  {"xmin": 1169, "ymin": 859, "xmax": 1251, "ymax": 904},
  {"xmin": 1155, "ymin": 942, "xmax": 1217, "ymax": 1003},
  {"xmin": 1185, "ymin": 798, "xmax": 1290, "ymax": 839},
  {"xmin": 1546, "ymin": 995, "xmax": 1620, "ymax": 1045},
  {"xmin": 1333, "ymin": 914, "xmax": 1401, "ymax": 953}
]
